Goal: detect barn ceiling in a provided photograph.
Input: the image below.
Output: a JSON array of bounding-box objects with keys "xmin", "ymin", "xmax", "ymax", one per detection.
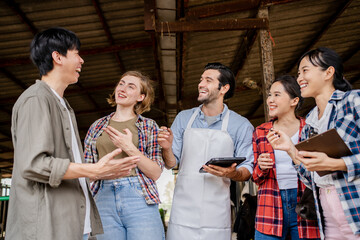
[{"xmin": 0, "ymin": 0, "xmax": 359, "ymax": 178}]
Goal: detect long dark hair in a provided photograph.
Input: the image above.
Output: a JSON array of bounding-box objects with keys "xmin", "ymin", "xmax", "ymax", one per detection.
[{"xmin": 298, "ymin": 47, "xmax": 351, "ymax": 91}]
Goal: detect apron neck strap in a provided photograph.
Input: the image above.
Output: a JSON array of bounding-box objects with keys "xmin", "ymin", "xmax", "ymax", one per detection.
[
  {"xmin": 221, "ymin": 109, "xmax": 230, "ymax": 131},
  {"xmin": 186, "ymin": 107, "xmax": 230, "ymax": 131},
  {"xmin": 186, "ymin": 108, "xmax": 200, "ymax": 129}
]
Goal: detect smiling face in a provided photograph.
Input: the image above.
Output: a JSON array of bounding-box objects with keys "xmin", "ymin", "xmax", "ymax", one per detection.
[
  {"xmin": 61, "ymin": 49, "xmax": 84, "ymax": 85},
  {"xmin": 198, "ymin": 69, "xmax": 222, "ymax": 104},
  {"xmin": 297, "ymin": 56, "xmax": 329, "ymax": 98},
  {"xmin": 114, "ymin": 75, "xmax": 145, "ymax": 109},
  {"xmin": 267, "ymin": 81, "xmax": 298, "ymax": 118}
]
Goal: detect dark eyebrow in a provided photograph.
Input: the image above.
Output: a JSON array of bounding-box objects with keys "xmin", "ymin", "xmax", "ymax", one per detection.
[{"xmin": 201, "ymin": 75, "xmax": 214, "ymax": 81}]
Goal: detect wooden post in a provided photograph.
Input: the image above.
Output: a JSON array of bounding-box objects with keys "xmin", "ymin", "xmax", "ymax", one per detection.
[{"xmin": 258, "ymin": 7, "xmax": 274, "ymax": 122}]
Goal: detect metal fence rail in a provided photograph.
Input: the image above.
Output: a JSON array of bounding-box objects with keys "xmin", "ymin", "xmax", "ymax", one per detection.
[{"xmin": 0, "ymin": 184, "xmax": 10, "ymax": 240}]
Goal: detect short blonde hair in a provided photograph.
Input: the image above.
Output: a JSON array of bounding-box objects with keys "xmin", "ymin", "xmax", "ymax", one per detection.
[{"xmin": 107, "ymin": 71, "xmax": 155, "ymax": 114}]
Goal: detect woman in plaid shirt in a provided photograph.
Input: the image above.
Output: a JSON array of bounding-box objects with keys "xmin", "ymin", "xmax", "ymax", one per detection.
[
  {"xmin": 268, "ymin": 47, "xmax": 360, "ymax": 239},
  {"xmin": 84, "ymin": 71, "xmax": 165, "ymax": 240},
  {"xmin": 253, "ymin": 75, "xmax": 320, "ymax": 240}
]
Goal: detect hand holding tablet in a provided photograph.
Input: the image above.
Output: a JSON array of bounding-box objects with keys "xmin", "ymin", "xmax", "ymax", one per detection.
[{"xmin": 199, "ymin": 157, "xmax": 246, "ymax": 173}]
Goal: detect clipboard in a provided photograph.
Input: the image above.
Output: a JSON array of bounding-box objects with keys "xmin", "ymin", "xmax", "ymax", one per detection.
[
  {"xmin": 199, "ymin": 157, "xmax": 246, "ymax": 173},
  {"xmin": 295, "ymin": 128, "xmax": 352, "ymax": 176}
]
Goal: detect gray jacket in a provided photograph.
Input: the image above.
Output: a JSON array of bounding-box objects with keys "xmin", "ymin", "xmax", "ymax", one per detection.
[{"xmin": 6, "ymin": 80, "xmax": 103, "ymax": 240}]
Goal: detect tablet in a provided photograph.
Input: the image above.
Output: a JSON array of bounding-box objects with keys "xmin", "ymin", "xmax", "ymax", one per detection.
[{"xmin": 199, "ymin": 157, "xmax": 246, "ymax": 173}]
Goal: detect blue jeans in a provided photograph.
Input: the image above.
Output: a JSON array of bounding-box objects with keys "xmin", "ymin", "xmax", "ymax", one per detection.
[
  {"xmin": 83, "ymin": 233, "xmax": 89, "ymax": 240},
  {"xmin": 94, "ymin": 177, "xmax": 165, "ymax": 240},
  {"xmin": 255, "ymin": 188, "xmax": 300, "ymax": 240}
]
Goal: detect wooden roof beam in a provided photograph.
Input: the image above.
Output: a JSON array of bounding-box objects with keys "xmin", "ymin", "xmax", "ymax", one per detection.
[
  {"xmin": 0, "ymin": 41, "xmax": 152, "ymax": 68},
  {"xmin": 0, "ymin": 108, "xmax": 11, "ymax": 116},
  {"xmin": 0, "ymin": 128, "xmax": 11, "ymax": 138},
  {"xmin": 244, "ymin": 98, "xmax": 263, "ymax": 118},
  {"xmin": 285, "ymin": 0, "xmax": 353, "ymax": 73},
  {"xmin": 176, "ymin": 0, "xmax": 185, "ymax": 109},
  {"xmin": 146, "ymin": 18, "xmax": 268, "ymax": 32},
  {"xmin": 149, "ymin": 33, "xmax": 166, "ymax": 106},
  {"xmin": 144, "ymin": 0, "xmax": 165, "ymax": 97},
  {"xmin": 75, "ymin": 82, "xmax": 100, "ymax": 110},
  {"xmin": 349, "ymin": 73, "xmax": 360, "ymax": 84},
  {"xmin": 186, "ymin": 0, "xmax": 260, "ymax": 19},
  {"xmin": 0, "ymin": 145, "xmax": 12, "ymax": 154},
  {"xmin": 5, "ymin": 0, "xmax": 38, "ymax": 35},
  {"xmin": 92, "ymin": 0, "xmax": 126, "ymax": 72},
  {"xmin": 0, "ymin": 68, "xmax": 27, "ymax": 90},
  {"xmin": 345, "ymin": 64, "xmax": 360, "ymax": 73},
  {"xmin": 261, "ymin": 0, "xmax": 303, "ymax": 6},
  {"xmin": 231, "ymin": 29, "xmax": 258, "ymax": 79},
  {"xmin": 341, "ymin": 43, "xmax": 360, "ymax": 63}
]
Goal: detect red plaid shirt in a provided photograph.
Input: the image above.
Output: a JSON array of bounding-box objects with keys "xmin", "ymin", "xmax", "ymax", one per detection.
[{"xmin": 252, "ymin": 119, "xmax": 320, "ymax": 239}]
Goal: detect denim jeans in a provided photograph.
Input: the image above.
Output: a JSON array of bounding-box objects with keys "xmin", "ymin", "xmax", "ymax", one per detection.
[
  {"xmin": 94, "ymin": 177, "xmax": 165, "ymax": 240},
  {"xmin": 255, "ymin": 188, "xmax": 300, "ymax": 240},
  {"xmin": 83, "ymin": 233, "xmax": 89, "ymax": 240}
]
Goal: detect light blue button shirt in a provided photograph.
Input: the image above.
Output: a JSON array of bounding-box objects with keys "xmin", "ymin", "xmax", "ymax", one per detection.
[{"xmin": 171, "ymin": 104, "xmax": 254, "ymax": 174}]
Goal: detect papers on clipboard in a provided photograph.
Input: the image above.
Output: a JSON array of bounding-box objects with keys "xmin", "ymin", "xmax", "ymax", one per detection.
[{"xmin": 295, "ymin": 128, "xmax": 352, "ymax": 176}]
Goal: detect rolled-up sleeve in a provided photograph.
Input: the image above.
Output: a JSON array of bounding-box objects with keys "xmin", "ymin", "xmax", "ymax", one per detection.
[
  {"xmin": 235, "ymin": 123, "xmax": 254, "ymax": 175},
  {"xmin": 170, "ymin": 111, "xmax": 186, "ymax": 165},
  {"xmin": 147, "ymin": 120, "xmax": 164, "ymax": 169},
  {"xmin": 12, "ymin": 96, "xmax": 70, "ymax": 187}
]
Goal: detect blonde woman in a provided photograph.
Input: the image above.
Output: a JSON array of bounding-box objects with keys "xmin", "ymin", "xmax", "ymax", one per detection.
[{"xmin": 84, "ymin": 71, "xmax": 165, "ymax": 240}]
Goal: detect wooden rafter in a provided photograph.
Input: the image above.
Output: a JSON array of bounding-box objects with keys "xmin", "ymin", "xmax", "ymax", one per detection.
[
  {"xmin": 144, "ymin": 0, "xmax": 165, "ymax": 101},
  {"xmin": 349, "ymin": 73, "xmax": 360, "ymax": 84},
  {"xmin": 0, "ymin": 41, "xmax": 152, "ymax": 68},
  {"xmin": 261, "ymin": 0, "xmax": 303, "ymax": 6},
  {"xmin": 186, "ymin": 0, "xmax": 260, "ymax": 19},
  {"xmin": 0, "ymin": 145, "xmax": 12, "ymax": 154},
  {"xmin": 345, "ymin": 64, "xmax": 360, "ymax": 73},
  {"xmin": 75, "ymin": 82, "xmax": 100, "ymax": 109},
  {"xmin": 147, "ymin": 18, "xmax": 268, "ymax": 32},
  {"xmin": 0, "ymin": 108, "xmax": 11, "ymax": 116},
  {"xmin": 285, "ymin": 0, "xmax": 353, "ymax": 73},
  {"xmin": 231, "ymin": 29, "xmax": 258, "ymax": 78},
  {"xmin": 5, "ymin": 0, "xmax": 38, "ymax": 35},
  {"xmin": 92, "ymin": 0, "xmax": 126, "ymax": 72},
  {"xmin": 258, "ymin": 7, "xmax": 274, "ymax": 121},
  {"xmin": 0, "ymin": 128, "xmax": 11, "ymax": 139},
  {"xmin": 244, "ymin": 98, "xmax": 263, "ymax": 118},
  {"xmin": 177, "ymin": 0, "xmax": 186, "ymax": 110},
  {"xmin": 0, "ymin": 68, "xmax": 27, "ymax": 90},
  {"xmin": 342, "ymin": 42, "xmax": 360, "ymax": 63},
  {"xmin": 150, "ymin": 33, "xmax": 166, "ymax": 107}
]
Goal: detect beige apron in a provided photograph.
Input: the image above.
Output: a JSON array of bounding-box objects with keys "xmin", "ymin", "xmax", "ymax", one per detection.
[{"xmin": 167, "ymin": 109, "xmax": 234, "ymax": 240}]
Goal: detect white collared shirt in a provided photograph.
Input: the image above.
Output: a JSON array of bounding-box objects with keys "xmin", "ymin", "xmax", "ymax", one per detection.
[
  {"xmin": 306, "ymin": 102, "xmax": 334, "ymax": 188},
  {"xmin": 50, "ymin": 88, "xmax": 92, "ymax": 234}
]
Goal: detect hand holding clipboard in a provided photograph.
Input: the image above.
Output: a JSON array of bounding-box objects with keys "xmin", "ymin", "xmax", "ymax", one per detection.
[{"xmin": 295, "ymin": 128, "xmax": 352, "ymax": 176}]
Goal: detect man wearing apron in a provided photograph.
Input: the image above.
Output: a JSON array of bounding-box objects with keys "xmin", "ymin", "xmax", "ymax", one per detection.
[{"xmin": 158, "ymin": 63, "xmax": 254, "ymax": 240}]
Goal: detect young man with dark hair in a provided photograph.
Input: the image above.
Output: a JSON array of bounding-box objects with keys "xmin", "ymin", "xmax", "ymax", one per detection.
[
  {"xmin": 158, "ymin": 62, "xmax": 254, "ymax": 240},
  {"xmin": 7, "ymin": 27, "xmax": 139, "ymax": 240}
]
